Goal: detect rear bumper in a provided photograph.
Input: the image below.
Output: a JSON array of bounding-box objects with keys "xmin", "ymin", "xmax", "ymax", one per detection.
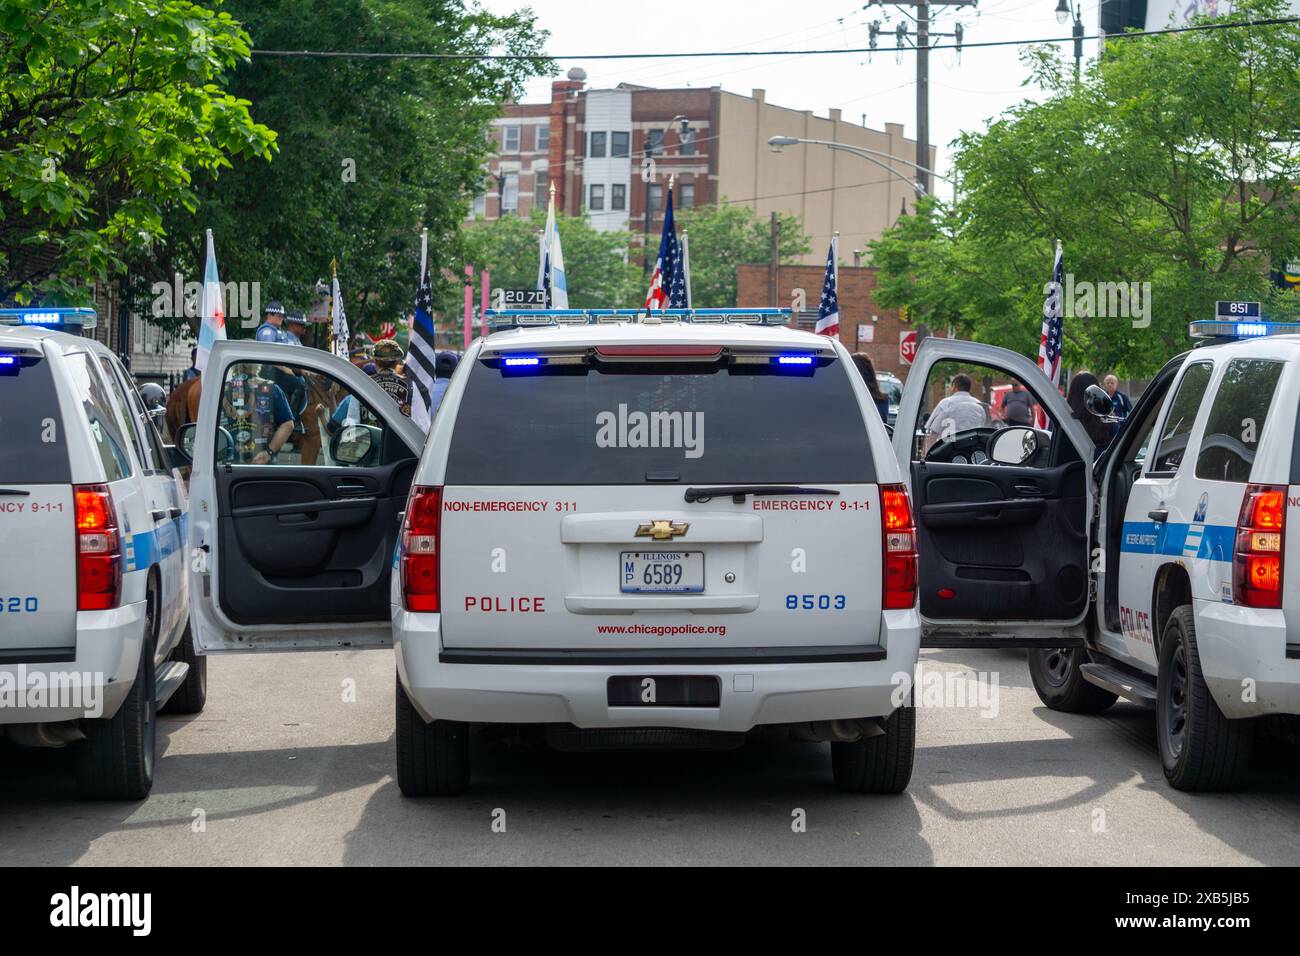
[
  {"xmin": 1194, "ymin": 599, "xmax": 1300, "ymax": 718},
  {"xmin": 0, "ymin": 601, "xmax": 145, "ymax": 725},
  {"xmin": 393, "ymin": 607, "xmax": 922, "ymax": 733}
]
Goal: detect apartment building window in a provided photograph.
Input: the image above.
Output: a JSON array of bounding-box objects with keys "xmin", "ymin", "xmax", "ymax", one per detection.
[
  {"xmin": 611, "ymin": 131, "xmax": 630, "ymax": 158},
  {"xmin": 611, "ymin": 183, "xmax": 626, "ymax": 211},
  {"xmin": 502, "ymin": 173, "xmax": 519, "ymax": 213},
  {"xmin": 679, "ymin": 127, "xmax": 697, "ymax": 156},
  {"xmin": 589, "ymin": 131, "xmax": 607, "ymax": 157},
  {"xmin": 471, "ymin": 193, "xmax": 486, "ymax": 218},
  {"xmin": 534, "ymin": 172, "xmax": 549, "ymax": 208},
  {"xmin": 502, "ymin": 126, "xmax": 520, "ymax": 153},
  {"xmin": 536, "ymin": 125, "xmax": 549, "ymax": 152},
  {"xmin": 679, "ymin": 182, "xmax": 695, "ymax": 207},
  {"xmin": 646, "ymin": 129, "xmax": 664, "ymax": 156},
  {"xmin": 589, "ymin": 184, "xmax": 605, "ymax": 211},
  {"xmin": 648, "ymin": 183, "xmax": 663, "ymax": 214}
]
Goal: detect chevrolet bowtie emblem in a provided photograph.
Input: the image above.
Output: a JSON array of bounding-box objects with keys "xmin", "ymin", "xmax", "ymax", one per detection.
[{"xmin": 635, "ymin": 520, "xmax": 689, "ymax": 541}]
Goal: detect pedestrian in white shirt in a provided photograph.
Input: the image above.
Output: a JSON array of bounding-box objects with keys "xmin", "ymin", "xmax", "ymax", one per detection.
[{"xmin": 924, "ymin": 373, "xmax": 989, "ymax": 453}]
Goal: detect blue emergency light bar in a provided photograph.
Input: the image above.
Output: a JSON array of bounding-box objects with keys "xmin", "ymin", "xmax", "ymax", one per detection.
[
  {"xmin": 1189, "ymin": 319, "xmax": 1300, "ymax": 340},
  {"xmin": 485, "ymin": 308, "xmax": 794, "ymax": 331},
  {"xmin": 0, "ymin": 306, "xmax": 97, "ymax": 331}
]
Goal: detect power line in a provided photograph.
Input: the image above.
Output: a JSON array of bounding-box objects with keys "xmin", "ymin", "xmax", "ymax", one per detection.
[{"xmin": 250, "ymin": 16, "xmax": 1300, "ymax": 61}]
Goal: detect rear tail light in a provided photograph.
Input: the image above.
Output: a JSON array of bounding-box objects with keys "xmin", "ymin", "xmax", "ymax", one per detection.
[
  {"xmin": 1234, "ymin": 484, "xmax": 1286, "ymax": 609},
  {"xmin": 402, "ymin": 485, "xmax": 442, "ymax": 612},
  {"xmin": 881, "ymin": 483, "xmax": 918, "ymax": 610},
  {"xmin": 75, "ymin": 484, "xmax": 121, "ymax": 610}
]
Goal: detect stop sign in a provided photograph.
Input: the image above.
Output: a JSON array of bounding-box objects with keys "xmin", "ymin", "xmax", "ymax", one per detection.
[{"xmin": 899, "ymin": 330, "xmax": 917, "ymax": 366}]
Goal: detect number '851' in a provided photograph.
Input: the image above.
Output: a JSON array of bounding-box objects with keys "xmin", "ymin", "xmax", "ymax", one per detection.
[{"xmin": 786, "ymin": 594, "xmax": 846, "ymax": 610}]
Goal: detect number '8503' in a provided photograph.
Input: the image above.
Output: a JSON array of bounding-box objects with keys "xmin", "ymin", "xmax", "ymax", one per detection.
[
  {"xmin": 786, "ymin": 594, "xmax": 846, "ymax": 610},
  {"xmin": 1, "ymin": 596, "xmax": 39, "ymax": 613}
]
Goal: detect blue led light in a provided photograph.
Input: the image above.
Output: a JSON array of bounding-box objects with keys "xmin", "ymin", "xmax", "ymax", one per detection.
[
  {"xmin": 0, "ymin": 355, "xmax": 15, "ymax": 366},
  {"xmin": 503, "ymin": 355, "xmax": 541, "ymax": 367},
  {"xmin": 0, "ymin": 306, "xmax": 97, "ymax": 330},
  {"xmin": 776, "ymin": 354, "xmax": 815, "ymax": 365},
  {"xmin": 1236, "ymin": 322, "xmax": 1268, "ymax": 337}
]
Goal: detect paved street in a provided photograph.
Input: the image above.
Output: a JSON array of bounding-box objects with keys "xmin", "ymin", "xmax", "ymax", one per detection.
[{"xmin": 3, "ymin": 647, "xmax": 1299, "ymax": 866}]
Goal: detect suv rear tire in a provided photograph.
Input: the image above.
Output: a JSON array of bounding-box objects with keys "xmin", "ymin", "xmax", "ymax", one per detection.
[
  {"xmin": 395, "ymin": 677, "xmax": 470, "ymax": 796},
  {"xmin": 1028, "ymin": 646, "xmax": 1118, "ymax": 713},
  {"xmin": 159, "ymin": 622, "xmax": 207, "ymax": 715},
  {"xmin": 75, "ymin": 593, "xmax": 157, "ymax": 800},
  {"xmin": 1157, "ymin": 605, "xmax": 1253, "ymax": 791},
  {"xmin": 831, "ymin": 705, "xmax": 915, "ymax": 794}
]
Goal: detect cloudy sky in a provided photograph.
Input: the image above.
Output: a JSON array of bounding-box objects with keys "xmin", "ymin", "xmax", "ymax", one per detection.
[{"xmin": 482, "ymin": 0, "xmax": 1107, "ymax": 200}]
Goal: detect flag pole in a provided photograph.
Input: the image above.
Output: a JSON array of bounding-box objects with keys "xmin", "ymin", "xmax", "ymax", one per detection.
[
  {"xmin": 682, "ymin": 230, "xmax": 693, "ymax": 309},
  {"xmin": 328, "ymin": 257, "xmax": 338, "ymax": 355},
  {"xmin": 832, "ymin": 231, "xmax": 839, "ymax": 296}
]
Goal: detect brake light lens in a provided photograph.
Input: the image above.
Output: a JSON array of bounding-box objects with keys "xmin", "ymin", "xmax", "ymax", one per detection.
[
  {"xmin": 74, "ymin": 484, "xmax": 121, "ymax": 610},
  {"xmin": 1234, "ymin": 484, "xmax": 1286, "ymax": 609},
  {"xmin": 881, "ymin": 483, "xmax": 918, "ymax": 610},
  {"xmin": 402, "ymin": 486, "xmax": 442, "ymax": 612}
]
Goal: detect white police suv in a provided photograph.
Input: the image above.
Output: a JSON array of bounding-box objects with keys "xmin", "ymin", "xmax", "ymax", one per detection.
[
  {"xmin": 183, "ymin": 311, "xmax": 935, "ymax": 795},
  {"xmin": 1028, "ymin": 315, "xmax": 1300, "ymax": 791},
  {"xmin": 0, "ymin": 311, "xmax": 201, "ymax": 800}
]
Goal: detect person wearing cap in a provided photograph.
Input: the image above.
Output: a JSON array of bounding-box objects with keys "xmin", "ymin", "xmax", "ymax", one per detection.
[
  {"xmin": 283, "ymin": 310, "xmax": 308, "ymax": 347},
  {"xmin": 371, "ymin": 339, "xmax": 412, "ymax": 416},
  {"xmin": 349, "ymin": 344, "xmax": 376, "ymax": 376},
  {"xmin": 255, "ymin": 302, "xmax": 289, "ymax": 344},
  {"xmin": 279, "ymin": 310, "xmax": 311, "ymax": 425}
]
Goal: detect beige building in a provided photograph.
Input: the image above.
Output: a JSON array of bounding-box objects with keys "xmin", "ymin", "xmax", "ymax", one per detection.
[{"xmin": 716, "ymin": 89, "xmax": 935, "ymax": 263}]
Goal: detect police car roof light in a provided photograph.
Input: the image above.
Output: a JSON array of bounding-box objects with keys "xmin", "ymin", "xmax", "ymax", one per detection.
[
  {"xmin": 1188, "ymin": 319, "xmax": 1300, "ymax": 340},
  {"xmin": 0, "ymin": 306, "xmax": 97, "ymax": 331},
  {"xmin": 485, "ymin": 308, "xmax": 793, "ymax": 331}
]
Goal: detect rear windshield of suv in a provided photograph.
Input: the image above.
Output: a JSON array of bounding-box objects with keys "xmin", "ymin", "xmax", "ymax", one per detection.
[
  {"xmin": 0, "ymin": 350, "xmax": 72, "ymax": 483},
  {"xmin": 445, "ymin": 355, "xmax": 877, "ymax": 485}
]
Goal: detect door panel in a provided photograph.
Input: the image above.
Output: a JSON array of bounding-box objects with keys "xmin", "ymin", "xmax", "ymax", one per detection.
[
  {"xmin": 912, "ymin": 459, "xmax": 1088, "ymax": 622},
  {"xmin": 216, "ymin": 462, "xmax": 415, "ymax": 625}
]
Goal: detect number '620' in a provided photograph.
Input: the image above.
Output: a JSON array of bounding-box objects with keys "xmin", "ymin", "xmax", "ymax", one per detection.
[{"xmin": 785, "ymin": 594, "xmax": 846, "ymax": 610}]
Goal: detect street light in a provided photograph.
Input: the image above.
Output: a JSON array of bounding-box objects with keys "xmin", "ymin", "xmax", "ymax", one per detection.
[
  {"xmin": 1054, "ymin": 0, "xmax": 1085, "ymax": 77},
  {"xmin": 767, "ymin": 135, "xmax": 950, "ymax": 199}
]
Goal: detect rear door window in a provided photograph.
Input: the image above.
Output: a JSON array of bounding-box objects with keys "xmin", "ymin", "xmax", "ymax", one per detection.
[
  {"xmin": 445, "ymin": 354, "xmax": 876, "ymax": 485},
  {"xmin": 1149, "ymin": 361, "xmax": 1213, "ymax": 475},
  {"xmin": 64, "ymin": 352, "xmax": 133, "ymax": 482},
  {"xmin": 0, "ymin": 350, "xmax": 71, "ymax": 483},
  {"xmin": 1195, "ymin": 359, "xmax": 1284, "ymax": 483}
]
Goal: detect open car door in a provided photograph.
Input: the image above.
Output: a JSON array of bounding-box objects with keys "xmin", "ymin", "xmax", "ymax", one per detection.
[
  {"xmin": 892, "ymin": 338, "xmax": 1094, "ymax": 647},
  {"xmin": 185, "ymin": 340, "xmax": 425, "ymax": 652}
]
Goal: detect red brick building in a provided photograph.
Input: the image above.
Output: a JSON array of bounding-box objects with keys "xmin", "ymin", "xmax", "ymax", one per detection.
[{"xmin": 737, "ymin": 262, "xmax": 915, "ymax": 380}]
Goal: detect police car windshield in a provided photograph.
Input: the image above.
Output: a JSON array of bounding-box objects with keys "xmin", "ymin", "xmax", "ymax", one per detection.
[
  {"xmin": 444, "ymin": 355, "xmax": 877, "ymax": 485},
  {"xmin": 0, "ymin": 352, "xmax": 72, "ymax": 483}
]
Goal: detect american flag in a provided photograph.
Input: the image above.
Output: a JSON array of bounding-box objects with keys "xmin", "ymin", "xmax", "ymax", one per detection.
[
  {"xmin": 644, "ymin": 186, "xmax": 685, "ymax": 309},
  {"xmin": 406, "ymin": 230, "xmax": 439, "ymax": 433},
  {"xmin": 815, "ymin": 236, "xmax": 839, "ymax": 337},
  {"xmin": 1036, "ymin": 241, "xmax": 1064, "ymax": 430}
]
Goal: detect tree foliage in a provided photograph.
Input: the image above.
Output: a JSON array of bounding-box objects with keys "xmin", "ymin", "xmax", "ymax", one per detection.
[
  {"xmin": 148, "ymin": 0, "xmax": 550, "ymax": 333},
  {"xmin": 0, "ymin": 0, "xmax": 276, "ymax": 304},
  {"xmin": 674, "ymin": 202, "xmax": 809, "ymax": 308},
  {"xmin": 869, "ymin": 0, "xmax": 1300, "ymax": 376}
]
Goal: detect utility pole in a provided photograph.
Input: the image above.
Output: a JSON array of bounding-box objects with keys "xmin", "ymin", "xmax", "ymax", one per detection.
[{"xmin": 867, "ymin": 0, "xmax": 973, "ymax": 199}]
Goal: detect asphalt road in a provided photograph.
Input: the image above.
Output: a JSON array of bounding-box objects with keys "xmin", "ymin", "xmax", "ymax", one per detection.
[{"xmin": 3, "ymin": 647, "xmax": 1300, "ymax": 866}]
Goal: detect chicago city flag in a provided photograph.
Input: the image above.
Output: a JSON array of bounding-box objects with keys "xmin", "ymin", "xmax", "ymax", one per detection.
[{"xmin": 195, "ymin": 228, "xmax": 226, "ymax": 373}]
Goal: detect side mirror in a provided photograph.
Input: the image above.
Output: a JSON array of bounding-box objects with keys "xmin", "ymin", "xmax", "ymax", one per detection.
[
  {"xmin": 989, "ymin": 426, "xmax": 1041, "ymax": 466},
  {"xmin": 173, "ymin": 423, "xmax": 234, "ymax": 464},
  {"xmin": 1085, "ymin": 384, "xmax": 1117, "ymax": 421},
  {"xmin": 331, "ymin": 423, "xmax": 377, "ymax": 466}
]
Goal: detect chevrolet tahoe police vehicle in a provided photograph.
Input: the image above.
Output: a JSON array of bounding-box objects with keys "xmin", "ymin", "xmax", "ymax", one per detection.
[
  {"xmin": 0, "ymin": 309, "xmax": 202, "ymax": 800},
  {"xmin": 1026, "ymin": 314, "xmax": 1300, "ymax": 792},
  {"xmin": 183, "ymin": 311, "xmax": 940, "ymax": 795}
]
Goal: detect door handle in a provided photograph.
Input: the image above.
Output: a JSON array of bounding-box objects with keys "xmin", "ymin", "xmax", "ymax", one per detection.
[
  {"xmin": 334, "ymin": 481, "xmax": 369, "ymax": 495},
  {"xmin": 151, "ymin": 509, "xmax": 168, "ymax": 521},
  {"xmin": 1148, "ymin": 509, "xmax": 1169, "ymax": 523},
  {"xmin": 168, "ymin": 508, "xmax": 183, "ymax": 519},
  {"xmin": 1013, "ymin": 484, "xmax": 1043, "ymax": 496}
]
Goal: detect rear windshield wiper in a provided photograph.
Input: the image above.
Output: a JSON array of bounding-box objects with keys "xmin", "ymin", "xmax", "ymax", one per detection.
[{"xmin": 684, "ymin": 485, "xmax": 840, "ymax": 504}]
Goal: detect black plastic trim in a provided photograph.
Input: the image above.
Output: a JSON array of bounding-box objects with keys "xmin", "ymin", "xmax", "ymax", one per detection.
[{"xmin": 0, "ymin": 647, "xmax": 77, "ymax": 664}]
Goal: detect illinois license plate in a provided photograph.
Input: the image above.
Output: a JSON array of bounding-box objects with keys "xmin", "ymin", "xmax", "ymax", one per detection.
[{"xmin": 620, "ymin": 551, "xmax": 704, "ymax": 593}]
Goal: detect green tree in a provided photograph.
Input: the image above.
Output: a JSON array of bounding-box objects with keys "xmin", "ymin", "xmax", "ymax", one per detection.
[
  {"xmin": 674, "ymin": 203, "xmax": 810, "ymax": 308},
  {"xmin": 0, "ymin": 0, "xmax": 276, "ymax": 305},
  {"xmin": 870, "ymin": 0, "xmax": 1300, "ymax": 375},
  {"xmin": 149, "ymin": 0, "xmax": 549, "ymax": 334},
  {"xmin": 445, "ymin": 209, "xmax": 644, "ymax": 314}
]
